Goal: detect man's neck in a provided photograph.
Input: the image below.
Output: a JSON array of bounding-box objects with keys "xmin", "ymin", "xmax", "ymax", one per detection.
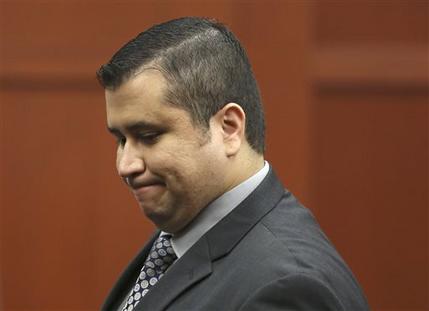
[{"xmin": 224, "ymin": 151, "xmax": 265, "ymax": 194}]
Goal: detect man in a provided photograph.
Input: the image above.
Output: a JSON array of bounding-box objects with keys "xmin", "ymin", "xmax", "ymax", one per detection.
[{"xmin": 97, "ymin": 17, "xmax": 369, "ymax": 311}]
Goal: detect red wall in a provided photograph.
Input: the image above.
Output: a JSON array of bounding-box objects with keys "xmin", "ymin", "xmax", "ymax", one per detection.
[{"xmin": 1, "ymin": 1, "xmax": 427, "ymax": 310}]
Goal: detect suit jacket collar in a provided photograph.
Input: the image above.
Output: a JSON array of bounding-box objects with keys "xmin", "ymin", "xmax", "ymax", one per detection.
[
  {"xmin": 103, "ymin": 167, "xmax": 285, "ymax": 311},
  {"xmin": 206, "ymin": 167, "xmax": 285, "ymax": 261}
]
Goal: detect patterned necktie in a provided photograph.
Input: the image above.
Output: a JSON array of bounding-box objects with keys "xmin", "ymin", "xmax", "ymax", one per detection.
[{"xmin": 122, "ymin": 234, "xmax": 177, "ymax": 310}]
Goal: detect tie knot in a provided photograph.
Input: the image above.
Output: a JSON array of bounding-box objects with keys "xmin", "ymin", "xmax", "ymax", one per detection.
[
  {"xmin": 149, "ymin": 234, "xmax": 177, "ymax": 265},
  {"xmin": 155, "ymin": 234, "xmax": 173, "ymax": 247}
]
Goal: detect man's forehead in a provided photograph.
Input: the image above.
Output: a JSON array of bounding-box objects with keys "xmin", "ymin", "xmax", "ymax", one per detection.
[
  {"xmin": 106, "ymin": 94, "xmax": 191, "ymax": 134},
  {"xmin": 106, "ymin": 69, "xmax": 166, "ymax": 101}
]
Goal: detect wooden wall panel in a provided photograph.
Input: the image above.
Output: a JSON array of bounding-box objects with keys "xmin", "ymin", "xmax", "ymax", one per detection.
[
  {"xmin": 312, "ymin": 1, "xmax": 428, "ymax": 310},
  {"xmin": 314, "ymin": 93, "xmax": 428, "ymax": 310},
  {"xmin": 315, "ymin": 0, "xmax": 428, "ymax": 44},
  {"xmin": 1, "ymin": 89, "xmax": 112, "ymax": 309}
]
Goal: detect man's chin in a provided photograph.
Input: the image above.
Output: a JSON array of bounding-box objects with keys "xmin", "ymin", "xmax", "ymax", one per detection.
[{"xmin": 140, "ymin": 203, "xmax": 172, "ymax": 228}]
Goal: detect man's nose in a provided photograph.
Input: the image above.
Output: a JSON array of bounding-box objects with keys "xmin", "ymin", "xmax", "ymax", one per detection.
[{"xmin": 117, "ymin": 142, "xmax": 145, "ymax": 178}]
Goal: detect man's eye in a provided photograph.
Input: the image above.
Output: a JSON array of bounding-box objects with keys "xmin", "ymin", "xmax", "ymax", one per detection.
[
  {"xmin": 116, "ymin": 136, "xmax": 126, "ymax": 147},
  {"xmin": 138, "ymin": 132, "xmax": 160, "ymax": 144}
]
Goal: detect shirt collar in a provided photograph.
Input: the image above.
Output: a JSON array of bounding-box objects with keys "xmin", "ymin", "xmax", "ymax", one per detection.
[{"xmin": 164, "ymin": 161, "xmax": 269, "ymax": 258}]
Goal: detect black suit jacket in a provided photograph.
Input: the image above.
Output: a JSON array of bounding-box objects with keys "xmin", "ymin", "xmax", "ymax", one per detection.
[{"xmin": 102, "ymin": 169, "xmax": 369, "ymax": 310}]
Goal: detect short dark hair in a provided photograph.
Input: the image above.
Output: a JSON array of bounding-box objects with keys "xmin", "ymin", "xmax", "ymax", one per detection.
[{"xmin": 97, "ymin": 17, "xmax": 265, "ymax": 154}]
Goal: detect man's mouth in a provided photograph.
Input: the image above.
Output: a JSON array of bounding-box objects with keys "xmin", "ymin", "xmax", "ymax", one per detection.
[
  {"xmin": 131, "ymin": 182, "xmax": 166, "ymax": 202},
  {"xmin": 126, "ymin": 175, "xmax": 164, "ymax": 189}
]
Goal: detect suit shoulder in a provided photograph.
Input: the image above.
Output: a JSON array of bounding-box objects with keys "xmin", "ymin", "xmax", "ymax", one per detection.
[{"xmin": 249, "ymin": 193, "xmax": 369, "ymax": 310}]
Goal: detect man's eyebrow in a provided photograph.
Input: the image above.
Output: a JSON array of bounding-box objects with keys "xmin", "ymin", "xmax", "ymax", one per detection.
[
  {"xmin": 107, "ymin": 126, "xmax": 120, "ymax": 135},
  {"xmin": 107, "ymin": 121, "xmax": 163, "ymax": 135},
  {"xmin": 126, "ymin": 121, "xmax": 162, "ymax": 132}
]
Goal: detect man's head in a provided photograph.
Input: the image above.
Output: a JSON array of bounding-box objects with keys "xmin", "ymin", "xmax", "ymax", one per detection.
[
  {"xmin": 98, "ymin": 17, "xmax": 265, "ymax": 233},
  {"xmin": 97, "ymin": 17, "xmax": 265, "ymax": 153}
]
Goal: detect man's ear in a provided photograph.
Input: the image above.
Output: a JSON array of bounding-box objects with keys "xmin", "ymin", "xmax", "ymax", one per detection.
[{"xmin": 213, "ymin": 103, "xmax": 246, "ymax": 157}]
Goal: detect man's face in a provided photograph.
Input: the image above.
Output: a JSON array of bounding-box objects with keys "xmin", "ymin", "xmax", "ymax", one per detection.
[{"xmin": 106, "ymin": 70, "xmax": 228, "ymax": 233}]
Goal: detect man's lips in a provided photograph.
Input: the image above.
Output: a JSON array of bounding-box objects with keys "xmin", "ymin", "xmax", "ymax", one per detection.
[
  {"xmin": 129, "ymin": 181, "xmax": 166, "ymax": 201},
  {"xmin": 132, "ymin": 183, "xmax": 164, "ymax": 191},
  {"xmin": 126, "ymin": 176, "xmax": 164, "ymax": 189}
]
